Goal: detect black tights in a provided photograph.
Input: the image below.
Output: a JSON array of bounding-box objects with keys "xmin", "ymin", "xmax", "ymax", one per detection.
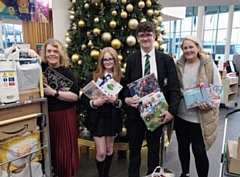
[{"xmin": 174, "ymin": 117, "xmax": 209, "ymax": 177}]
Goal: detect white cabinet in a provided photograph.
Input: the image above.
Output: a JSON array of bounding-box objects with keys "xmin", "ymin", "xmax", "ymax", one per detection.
[{"xmin": 221, "ymin": 77, "xmax": 239, "ymax": 108}]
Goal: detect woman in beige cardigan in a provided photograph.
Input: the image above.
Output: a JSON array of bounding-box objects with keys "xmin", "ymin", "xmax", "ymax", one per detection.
[{"xmin": 175, "ymin": 36, "xmax": 222, "ymax": 177}]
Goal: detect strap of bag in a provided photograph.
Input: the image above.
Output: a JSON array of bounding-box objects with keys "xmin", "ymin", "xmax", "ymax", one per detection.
[{"xmin": 151, "ymin": 166, "xmax": 164, "ymax": 177}]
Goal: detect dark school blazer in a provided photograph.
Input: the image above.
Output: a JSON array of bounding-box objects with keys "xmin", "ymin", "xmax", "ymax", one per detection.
[
  {"xmin": 81, "ymin": 73, "xmax": 124, "ymax": 134},
  {"xmin": 123, "ymin": 50, "xmax": 181, "ymax": 121}
]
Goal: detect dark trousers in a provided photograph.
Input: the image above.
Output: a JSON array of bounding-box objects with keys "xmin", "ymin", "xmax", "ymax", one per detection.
[
  {"xmin": 127, "ymin": 119, "xmax": 162, "ymax": 177},
  {"xmin": 174, "ymin": 117, "xmax": 209, "ymax": 177}
]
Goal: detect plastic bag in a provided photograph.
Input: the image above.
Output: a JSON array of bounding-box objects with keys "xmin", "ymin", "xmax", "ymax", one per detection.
[
  {"xmin": 16, "ymin": 60, "xmax": 41, "ymax": 90},
  {"xmin": 143, "ymin": 166, "xmax": 175, "ymax": 177}
]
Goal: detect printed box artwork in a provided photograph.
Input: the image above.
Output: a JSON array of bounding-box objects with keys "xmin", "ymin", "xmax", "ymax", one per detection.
[
  {"xmin": 201, "ymin": 83, "xmax": 213, "ymax": 107},
  {"xmin": 43, "ymin": 67, "xmax": 74, "ymax": 91},
  {"xmin": 100, "ymin": 79, "xmax": 123, "ymax": 96},
  {"xmin": 183, "ymin": 83, "xmax": 223, "ymax": 109},
  {"xmin": 82, "ymin": 79, "xmax": 123, "ymax": 100},
  {"xmin": 210, "ymin": 84, "xmax": 223, "ymax": 108},
  {"xmin": 82, "ymin": 81, "xmax": 107, "ymax": 100},
  {"xmin": 183, "ymin": 84, "xmax": 203, "ymax": 109},
  {"xmin": 127, "ymin": 73, "xmax": 169, "ymax": 131}
]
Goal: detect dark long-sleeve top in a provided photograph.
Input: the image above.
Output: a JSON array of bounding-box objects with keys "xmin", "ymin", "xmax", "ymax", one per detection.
[{"xmin": 42, "ymin": 63, "xmax": 79, "ymax": 112}]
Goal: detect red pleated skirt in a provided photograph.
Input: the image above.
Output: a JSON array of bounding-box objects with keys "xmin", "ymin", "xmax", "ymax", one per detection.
[{"xmin": 48, "ymin": 106, "xmax": 79, "ymax": 177}]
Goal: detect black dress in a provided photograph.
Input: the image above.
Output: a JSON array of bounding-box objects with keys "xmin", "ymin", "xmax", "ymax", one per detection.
[{"xmin": 81, "ymin": 73, "xmax": 124, "ymax": 137}]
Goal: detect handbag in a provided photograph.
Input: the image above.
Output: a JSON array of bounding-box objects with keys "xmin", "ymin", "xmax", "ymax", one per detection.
[{"xmin": 143, "ymin": 166, "xmax": 175, "ymax": 177}]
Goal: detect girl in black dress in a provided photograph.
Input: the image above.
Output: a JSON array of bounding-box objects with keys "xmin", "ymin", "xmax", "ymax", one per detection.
[{"xmin": 81, "ymin": 47, "xmax": 124, "ymax": 177}]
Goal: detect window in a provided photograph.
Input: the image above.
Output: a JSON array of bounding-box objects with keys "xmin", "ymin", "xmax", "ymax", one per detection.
[
  {"xmin": 0, "ymin": 20, "xmax": 23, "ymax": 49},
  {"xmin": 163, "ymin": 5, "xmax": 240, "ymax": 61}
]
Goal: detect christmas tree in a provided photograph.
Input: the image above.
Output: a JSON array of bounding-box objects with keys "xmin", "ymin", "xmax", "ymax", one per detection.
[{"xmin": 66, "ymin": 0, "xmax": 166, "ymax": 128}]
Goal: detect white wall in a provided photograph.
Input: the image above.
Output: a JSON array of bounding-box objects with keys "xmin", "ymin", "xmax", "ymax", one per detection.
[
  {"xmin": 162, "ymin": 7, "xmax": 186, "ymax": 21},
  {"xmin": 52, "ymin": 0, "xmax": 71, "ymax": 43}
]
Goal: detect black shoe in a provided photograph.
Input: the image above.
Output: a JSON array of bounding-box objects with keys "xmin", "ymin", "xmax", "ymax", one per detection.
[{"xmin": 180, "ymin": 173, "xmax": 189, "ymax": 177}]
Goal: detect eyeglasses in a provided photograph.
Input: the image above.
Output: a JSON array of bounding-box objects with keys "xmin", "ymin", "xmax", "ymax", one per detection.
[
  {"xmin": 46, "ymin": 49, "xmax": 59, "ymax": 55},
  {"xmin": 137, "ymin": 34, "xmax": 153, "ymax": 39},
  {"xmin": 103, "ymin": 58, "xmax": 114, "ymax": 62}
]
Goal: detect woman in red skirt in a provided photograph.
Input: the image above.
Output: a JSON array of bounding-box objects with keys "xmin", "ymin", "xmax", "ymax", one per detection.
[{"xmin": 40, "ymin": 39, "xmax": 80, "ymax": 177}]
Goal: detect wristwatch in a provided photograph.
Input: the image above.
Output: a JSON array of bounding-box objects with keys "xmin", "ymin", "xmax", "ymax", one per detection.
[{"xmin": 54, "ymin": 90, "xmax": 59, "ymax": 98}]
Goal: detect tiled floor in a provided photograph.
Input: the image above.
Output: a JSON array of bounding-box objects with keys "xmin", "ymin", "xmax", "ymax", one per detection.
[{"xmin": 76, "ymin": 94, "xmax": 240, "ymax": 177}]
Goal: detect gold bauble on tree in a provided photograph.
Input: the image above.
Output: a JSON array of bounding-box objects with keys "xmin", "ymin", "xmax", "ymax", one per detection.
[
  {"xmin": 153, "ymin": 41, "xmax": 159, "ymax": 50},
  {"xmin": 87, "ymin": 31, "xmax": 91, "ymax": 37},
  {"xmin": 156, "ymin": 16, "xmax": 163, "ymax": 25},
  {"xmin": 102, "ymin": 32, "xmax": 112, "ymax": 42},
  {"xmin": 81, "ymin": 44, "xmax": 87, "ymax": 50},
  {"xmin": 71, "ymin": 54, "xmax": 80, "ymax": 63},
  {"xmin": 123, "ymin": 63, "xmax": 127, "ymax": 69},
  {"xmin": 126, "ymin": 36, "xmax": 136, "ymax": 46},
  {"xmin": 110, "ymin": 0, "xmax": 117, "ymax": 4},
  {"xmin": 120, "ymin": 11, "xmax": 127, "ymax": 19},
  {"xmin": 72, "ymin": 0, "xmax": 76, "ymax": 4},
  {"xmin": 88, "ymin": 40, "xmax": 93, "ymax": 47},
  {"xmin": 69, "ymin": 10, "xmax": 74, "ymax": 15},
  {"xmin": 94, "ymin": 17, "xmax": 100, "ymax": 23},
  {"xmin": 155, "ymin": 26, "xmax": 161, "ymax": 33},
  {"xmin": 118, "ymin": 55, "xmax": 123, "ymax": 61},
  {"xmin": 65, "ymin": 32, "xmax": 70, "ymax": 37},
  {"xmin": 161, "ymin": 30, "xmax": 167, "ymax": 35},
  {"xmin": 72, "ymin": 26, "xmax": 77, "ymax": 31},
  {"xmin": 152, "ymin": 19, "xmax": 158, "ymax": 25},
  {"xmin": 119, "ymin": 126, "xmax": 127, "ymax": 136},
  {"xmin": 84, "ymin": 3, "xmax": 90, "ymax": 9},
  {"xmin": 78, "ymin": 20, "xmax": 85, "ymax": 27},
  {"xmin": 111, "ymin": 39, "xmax": 121, "ymax": 49},
  {"xmin": 157, "ymin": 37, "xmax": 163, "ymax": 45},
  {"xmin": 78, "ymin": 60, "xmax": 83, "ymax": 65},
  {"xmin": 79, "ymin": 126, "xmax": 85, "ymax": 132},
  {"xmin": 121, "ymin": 68, "xmax": 125, "ymax": 74},
  {"xmin": 145, "ymin": 0, "xmax": 152, "ymax": 7},
  {"xmin": 65, "ymin": 37, "xmax": 71, "ymax": 44},
  {"xmin": 111, "ymin": 10, "xmax": 117, "ymax": 16},
  {"xmin": 128, "ymin": 19, "xmax": 139, "ymax": 30},
  {"xmin": 126, "ymin": 4, "xmax": 133, "ymax": 12},
  {"xmin": 109, "ymin": 20, "xmax": 117, "ymax": 28},
  {"xmin": 121, "ymin": 0, "xmax": 127, "ymax": 4},
  {"xmin": 140, "ymin": 18, "xmax": 147, "ymax": 23},
  {"xmin": 90, "ymin": 50, "xmax": 100, "ymax": 60},
  {"xmin": 154, "ymin": 10, "xmax": 160, "ymax": 16},
  {"xmin": 69, "ymin": 15, "xmax": 74, "ymax": 21},
  {"xmin": 147, "ymin": 9, "xmax": 154, "ymax": 16},
  {"xmin": 93, "ymin": 28, "xmax": 101, "ymax": 36},
  {"xmin": 138, "ymin": 1, "xmax": 145, "ymax": 9}
]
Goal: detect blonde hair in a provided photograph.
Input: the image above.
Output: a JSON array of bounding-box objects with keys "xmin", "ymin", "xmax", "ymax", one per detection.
[
  {"xmin": 93, "ymin": 47, "xmax": 123, "ymax": 83},
  {"xmin": 181, "ymin": 36, "xmax": 210, "ymax": 55},
  {"xmin": 40, "ymin": 39, "xmax": 70, "ymax": 67}
]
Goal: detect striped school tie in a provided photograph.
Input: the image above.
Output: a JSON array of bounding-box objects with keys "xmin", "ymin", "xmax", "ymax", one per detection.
[{"xmin": 144, "ymin": 54, "xmax": 150, "ymax": 76}]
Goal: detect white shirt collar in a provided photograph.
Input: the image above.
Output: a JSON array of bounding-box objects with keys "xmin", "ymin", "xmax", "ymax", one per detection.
[
  {"xmin": 104, "ymin": 71, "xmax": 113, "ymax": 77},
  {"xmin": 141, "ymin": 48, "xmax": 155, "ymax": 59}
]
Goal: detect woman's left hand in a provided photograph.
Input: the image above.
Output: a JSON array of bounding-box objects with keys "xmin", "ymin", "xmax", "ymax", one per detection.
[
  {"xmin": 199, "ymin": 103, "xmax": 212, "ymax": 110},
  {"xmin": 108, "ymin": 94, "xmax": 118, "ymax": 104}
]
